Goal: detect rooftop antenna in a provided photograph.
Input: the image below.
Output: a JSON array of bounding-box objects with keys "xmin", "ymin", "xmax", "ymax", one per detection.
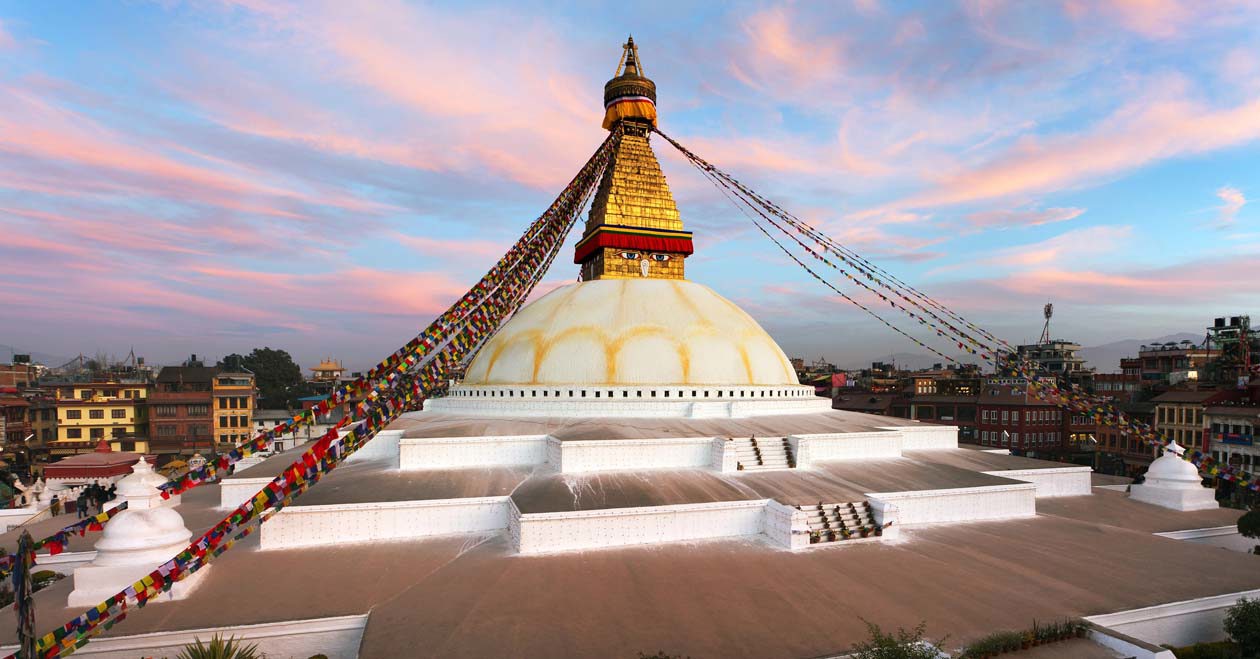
[{"xmin": 1039, "ymin": 302, "xmax": 1053, "ymax": 344}]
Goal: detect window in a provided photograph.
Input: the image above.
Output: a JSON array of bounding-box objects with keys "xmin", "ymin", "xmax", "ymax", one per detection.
[
  {"xmin": 90, "ymin": 428, "xmax": 104, "ymax": 439},
  {"xmin": 111, "ymin": 409, "xmax": 126, "ymax": 419},
  {"xmin": 158, "ymin": 424, "xmax": 178, "ymax": 437},
  {"xmin": 66, "ymin": 409, "xmax": 82, "ymax": 419},
  {"xmin": 66, "ymin": 428, "xmax": 82, "ymax": 439},
  {"xmin": 219, "ymin": 416, "xmax": 228, "ymax": 428},
  {"xmin": 187, "ymin": 405, "xmax": 209, "ymax": 417},
  {"xmin": 1001, "ymin": 410, "xmax": 1009, "ymax": 423},
  {"xmin": 111, "ymin": 427, "xmax": 125, "ymax": 438},
  {"xmin": 154, "ymin": 405, "xmax": 178, "ymax": 418},
  {"xmin": 89, "ymin": 409, "xmax": 105, "ymax": 419}
]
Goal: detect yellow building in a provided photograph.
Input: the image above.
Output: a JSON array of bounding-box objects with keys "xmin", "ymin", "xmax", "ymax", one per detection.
[
  {"xmin": 47, "ymin": 381, "xmax": 150, "ymax": 456},
  {"xmin": 1152, "ymin": 389, "xmax": 1222, "ymax": 450},
  {"xmin": 213, "ymin": 370, "xmax": 256, "ymax": 451}
]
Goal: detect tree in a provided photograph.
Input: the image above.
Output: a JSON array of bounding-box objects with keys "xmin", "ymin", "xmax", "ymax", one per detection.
[
  {"xmin": 1238, "ymin": 508, "xmax": 1260, "ymax": 555},
  {"xmin": 224, "ymin": 348, "xmax": 310, "ymax": 410},
  {"xmin": 1225, "ymin": 598, "xmax": 1260, "ymax": 656}
]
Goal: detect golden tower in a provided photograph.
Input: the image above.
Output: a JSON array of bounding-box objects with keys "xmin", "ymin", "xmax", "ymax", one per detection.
[{"xmin": 575, "ymin": 37, "xmax": 694, "ymax": 281}]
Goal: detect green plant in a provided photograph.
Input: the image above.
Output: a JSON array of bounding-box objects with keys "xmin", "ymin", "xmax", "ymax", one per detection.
[
  {"xmin": 1225, "ymin": 597, "xmax": 1260, "ymax": 655},
  {"xmin": 174, "ymin": 635, "xmax": 261, "ymax": 659},
  {"xmin": 1163, "ymin": 640, "xmax": 1242, "ymax": 659},
  {"xmin": 850, "ymin": 620, "xmax": 947, "ymax": 659}
]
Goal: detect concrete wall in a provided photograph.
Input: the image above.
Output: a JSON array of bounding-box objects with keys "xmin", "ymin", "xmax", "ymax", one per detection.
[
  {"xmin": 260, "ymin": 497, "xmax": 509, "ymax": 550},
  {"xmin": 0, "ymin": 614, "xmax": 368, "ymax": 659},
  {"xmin": 513, "ymin": 500, "xmax": 768, "ymax": 554},
  {"xmin": 553, "ymin": 437, "xmax": 713, "ymax": 472},
  {"xmin": 868, "ymin": 483, "xmax": 1036, "ymax": 525},
  {"xmin": 888, "ymin": 425, "xmax": 959, "ymax": 450},
  {"xmin": 985, "ymin": 467, "xmax": 1093, "ymax": 498},
  {"xmin": 1086, "ymin": 589, "xmax": 1260, "ymax": 648},
  {"xmin": 791, "ymin": 431, "xmax": 902, "ymax": 467},
  {"xmin": 398, "ymin": 435, "xmax": 548, "ymax": 470}
]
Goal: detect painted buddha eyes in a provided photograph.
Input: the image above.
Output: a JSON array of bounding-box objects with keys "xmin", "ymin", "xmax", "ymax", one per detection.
[{"xmin": 619, "ymin": 252, "xmax": 670, "ymax": 262}]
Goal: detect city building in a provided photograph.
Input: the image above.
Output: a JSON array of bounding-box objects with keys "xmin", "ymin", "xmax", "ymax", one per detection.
[
  {"xmin": 45, "ymin": 380, "xmax": 150, "ymax": 456},
  {"xmin": 1203, "ymin": 385, "xmax": 1260, "ymax": 472},
  {"xmin": 309, "ymin": 358, "xmax": 346, "ymax": 382},
  {"xmin": 1139, "ymin": 342, "xmax": 1211, "ymax": 387},
  {"xmin": 1151, "ymin": 389, "xmax": 1224, "ymax": 452},
  {"xmin": 212, "ymin": 369, "xmax": 256, "ymax": 452},
  {"xmin": 148, "ymin": 367, "xmax": 216, "ymax": 456},
  {"xmin": 0, "ymin": 361, "xmax": 38, "ymax": 389},
  {"xmin": 0, "ymin": 393, "xmax": 29, "ymax": 446},
  {"xmin": 975, "ymin": 380, "xmax": 1076, "ymax": 455},
  {"xmin": 1093, "ymin": 401, "xmax": 1158, "ymax": 476}
]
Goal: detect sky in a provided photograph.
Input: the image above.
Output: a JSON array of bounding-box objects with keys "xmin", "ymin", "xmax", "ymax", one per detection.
[{"xmin": 1, "ymin": 0, "xmax": 1259, "ymax": 372}]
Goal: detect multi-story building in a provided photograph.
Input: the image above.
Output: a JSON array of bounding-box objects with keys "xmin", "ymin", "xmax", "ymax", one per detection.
[
  {"xmin": 1151, "ymin": 389, "xmax": 1225, "ymax": 451},
  {"xmin": 975, "ymin": 379, "xmax": 1095, "ymax": 455},
  {"xmin": 1139, "ymin": 342, "xmax": 1211, "ymax": 388},
  {"xmin": 1094, "ymin": 401, "xmax": 1158, "ymax": 476},
  {"xmin": 0, "ymin": 393, "xmax": 29, "ymax": 445},
  {"xmin": 149, "ymin": 366, "xmax": 217, "ymax": 456},
  {"xmin": 213, "ymin": 369, "xmax": 256, "ymax": 451},
  {"xmin": 1204, "ymin": 394, "xmax": 1260, "ymax": 472},
  {"xmin": 0, "ymin": 362, "xmax": 38, "ymax": 389},
  {"xmin": 45, "ymin": 380, "xmax": 150, "ymax": 456},
  {"xmin": 1094, "ymin": 371, "xmax": 1141, "ymax": 402}
]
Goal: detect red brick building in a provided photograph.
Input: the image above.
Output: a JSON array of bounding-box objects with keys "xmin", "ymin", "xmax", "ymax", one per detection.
[
  {"xmin": 149, "ymin": 366, "xmax": 217, "ymax": 455},
  {"xmin": 975, "ymin": 380, "xmax": 1096, "ymax": 455}
]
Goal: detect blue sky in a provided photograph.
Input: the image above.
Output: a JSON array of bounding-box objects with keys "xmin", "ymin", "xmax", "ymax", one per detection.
[{"xmin": 1, "ymin": 1, "xmax": 1258, "ymax": 371}]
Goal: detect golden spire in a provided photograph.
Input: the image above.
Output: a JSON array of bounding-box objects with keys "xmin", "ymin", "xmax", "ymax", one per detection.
[
  {"xmin": 602, "ymin": 36, "xmax": 657, "ymax": 131},
  {"xmin": 576, "ymin": 38, "xmax": 692, "ymax": 281}
]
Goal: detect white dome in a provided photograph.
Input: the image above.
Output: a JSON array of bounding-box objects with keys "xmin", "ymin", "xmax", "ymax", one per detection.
[
  {"xmin": 464, "ymin": 279, "xmax": 798, "ymax": 386},
  {"xmin": 1145, "ymin": 441, "xmax": 1203, "ymax": 489}
]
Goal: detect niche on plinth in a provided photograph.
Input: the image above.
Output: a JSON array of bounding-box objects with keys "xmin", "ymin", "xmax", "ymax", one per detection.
[
  {"xmin": 67, "ymin": 459, "xmax": 208, "ymax": 607},
  {"xmin": 1129, "ymin": 441, "xmax": 1219, "ymax": 512}
]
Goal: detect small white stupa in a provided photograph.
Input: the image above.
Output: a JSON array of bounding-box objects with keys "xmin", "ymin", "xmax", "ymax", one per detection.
[
  {"xmin": 1129, "ymin": 440, "xmax": 1219, "ymax": 512},
  {"xmin": 67, "ymin": 459, "xmax": 209, "ymax": 607}
]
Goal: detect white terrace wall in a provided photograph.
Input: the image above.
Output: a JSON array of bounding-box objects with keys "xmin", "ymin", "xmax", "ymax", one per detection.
[
  {"xmin": 346, "ymin": 429, "xmax": 403, "ymax": 464},
  {"xmin": 513, "ymin": 500, "xmax": 768, "ymax": 554},
  {"xmin": 868, "ymin": 483, "xmax": 1036, "ymax": 525},
  {"xmin": 260, "ymin": 497, "xmax": 509, "ymax": 550},
  {"xmin": 398, "ymin": 435, "xmax": 548, "ymax": 470},
  {"xmin": 219, "ymin": 477, "xmax": 273, "ymax": 510},
  {"xmin": 0, "ymin": 615, "xmax": 369, "ymax": 659},
  {"xmin": 552, "ymin": 437, "xmax": 714, "ymax": 472},
  {"xmin": 887, "ymin": 425, "xmax": 958, "ymax": 450},
  {"xmin": 1085, "ymin": 589, "xmax": 1260, "ymax": 649},
  {"xmin": 985, "ymin": 467, "xmax": 1092, "ymax": 498},
  {"xmin": 790, "ymin": 431, "xmax": 902, "ymax": 467}
]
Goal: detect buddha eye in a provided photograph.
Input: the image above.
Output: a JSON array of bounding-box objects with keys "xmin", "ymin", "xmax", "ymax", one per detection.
[
  {"xmin": 620, "ymin": 252, "xmax": 641, "ymax": 260},
  {"xmin": 651, "ymin": 253, "xmax": 671, "ymax": 262}
]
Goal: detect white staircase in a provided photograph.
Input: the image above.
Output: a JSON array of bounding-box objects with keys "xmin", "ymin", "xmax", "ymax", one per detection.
[
  {"xmin": 733, "ymin": 436, "xmax": 795, "ymax": 471},
  {"xmin": 801, "ymin": 501, "xmax": 886, "ymax": 544}
]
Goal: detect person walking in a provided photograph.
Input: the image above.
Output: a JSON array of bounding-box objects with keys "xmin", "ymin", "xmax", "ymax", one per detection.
[
  {"xmin": 75, "ymin": 491, "xmax": 88, "ymax": 519},
  {"xmin": 49, "ymin": 495, "xmax": 61, "ymax": 517}
]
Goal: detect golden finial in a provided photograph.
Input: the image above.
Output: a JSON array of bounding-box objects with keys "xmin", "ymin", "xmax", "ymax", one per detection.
[{"xmin": 602, "ymin": 35, "xmax": 657, "ymax": 131}]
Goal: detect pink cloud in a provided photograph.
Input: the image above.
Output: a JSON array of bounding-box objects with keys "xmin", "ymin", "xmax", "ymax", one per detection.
[
  {"xmin": 901, "ymin": 83, "xmax": 1260, "ymax": 209},
  {"xmin": 392, "ymin": 233, "xmax": 504, "ymax": 259},
  {"xmin": 964, "ymin": 206, "xmax": 1085, "ymax": 230},
  {"xmin": 0, "ymin": 19, "xmax": 15, "ymax": 50},
  {"xmin": 979, "ymin": 225, "xmax": 1131, "ymax": 268},
  {"xmin": 1216, "ymin": 186, "xmax": 1246, "ymax": 227}
]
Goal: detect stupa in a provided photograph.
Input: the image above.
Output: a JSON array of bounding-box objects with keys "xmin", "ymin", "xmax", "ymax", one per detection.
[
  {"xmin": 3, "ymin": 38, "xmax": 1257, "ymax": 659},
  {"xmin": 226, "ymin": 38, "xmax": 1096, "ymax": 557}
]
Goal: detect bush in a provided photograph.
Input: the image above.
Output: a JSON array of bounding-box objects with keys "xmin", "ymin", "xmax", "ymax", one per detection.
[
  {"xmin": 850, "ymin": 620, "xmax": 946, "ymax": 659},
  {"xmin": 1239, "ymin": 509, "xmax": 1260, "ymax": 554},
  {"xmin": 174, "ymin": 635, "xmax": 261, "ymax": 659},
  {"xmin": 1164, "ymin": 641, "xmax": 1242, "ymax": 659},
  {"xmin": 31, "ymin": 570, "xmax": 63, "ymax": 591},
  {"xmin": 959, "ymin": 630, "xmax": 1023, "ymax": 658},
  {"xmin": 1225, "ymin": 597, "xmax": 1260, "ymax": 655}
]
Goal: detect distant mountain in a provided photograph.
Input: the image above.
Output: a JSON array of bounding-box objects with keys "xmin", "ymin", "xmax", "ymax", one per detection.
[
  {"xmin": 0, "ymin": 345, "xmax": 73, "ymax": 367},
  {"xmin": 842, "ymin": 352, "xmax": 949, "ymax": 372},
  {"xmin": 1079, "ymin": 333, "xmax": 1203, "ymax": 371}
]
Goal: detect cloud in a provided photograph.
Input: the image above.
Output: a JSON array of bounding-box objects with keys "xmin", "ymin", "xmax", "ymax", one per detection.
[
  {"xmin": 0, "ymin": 20, "xmax": 15, "ymax": 50},
  {"xmin": 1216, "ymin": 186, "xmax": 1246, "ymax": 227},
  {"xmin": 978, "ymin": 225, "xmax": 1131, "ymax": 268},
  {"xmin": 901, "ymin": 82, "xmax": 1260, "ymax": 209},
  {"xmin": 964, "ymin": 206, "xmax": 1085, "ymax": 230}
]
